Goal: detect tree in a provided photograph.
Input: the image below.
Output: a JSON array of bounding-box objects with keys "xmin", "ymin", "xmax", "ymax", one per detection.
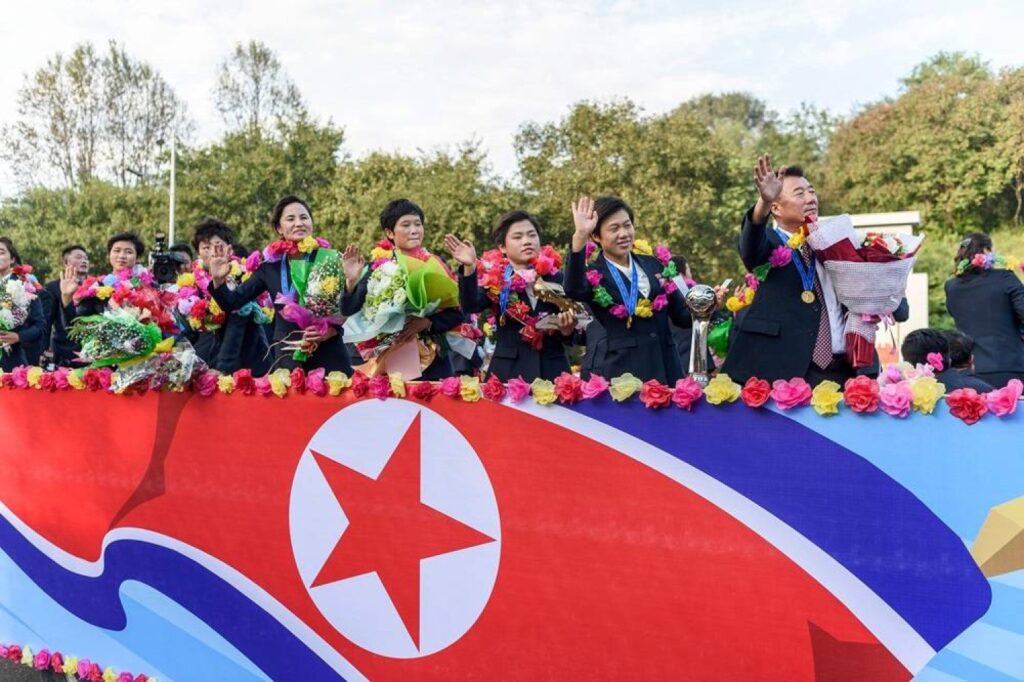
[
  {"xmin": 213, "ymin": 40, "xmax": 306, "ymax": 136},
  {"xmin": 0, "ymin": 41, "xmax": 189, "ymax": 189}
]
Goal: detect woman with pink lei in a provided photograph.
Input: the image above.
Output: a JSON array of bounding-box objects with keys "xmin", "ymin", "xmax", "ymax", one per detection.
[{"xmin": 0, "ymin": 237, "xmax": 45, "ymax": 371}]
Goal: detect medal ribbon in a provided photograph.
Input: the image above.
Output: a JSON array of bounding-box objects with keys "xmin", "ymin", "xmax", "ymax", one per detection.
[
  {"xmin": 606, "ymin": 255, "xmax": 640, "ymax": 323},
  {"xmin": 775, "ymin": 227, "xmax": 815, "ymax": 300}
]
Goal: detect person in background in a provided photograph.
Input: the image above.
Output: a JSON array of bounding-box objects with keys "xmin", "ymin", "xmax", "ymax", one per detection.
[
  {"xmin": 170, "ymin": 243, "xmax": 194, "ymax": 273},
  {"xmin": 60, "ymin": 232, "xmax": 148, "ymax": 321},
  {"xmin": 0, "ymin": 237, "xmax": 46, "ymax": 371},
  {"xmin": 944, "ymin": 233, "xmax": 1024, "ymax": 388},
  {"xmin": 944, "ymin": 329, "xmax": 981, "ymax": 376},
  {"xmin": 901, "ymin": 328, "xmax": 992, "ymax": 392},
  {"xmin": 40, "ymin": 244, "xmax": 90, "ymax": 366}
]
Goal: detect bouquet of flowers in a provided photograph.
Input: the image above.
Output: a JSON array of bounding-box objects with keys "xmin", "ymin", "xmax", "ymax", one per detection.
[
  {"xmin": 344, "ymin": 243, "xmax": 461, "ymax": 375},
  {"xmin": 68, "ymin": 307, "xmax": 166, "ymax": 367},
  {"xmin": 275, "ymin": 248, "xmax": 345, "ymax": 362},
  {"xmin": 0, "ymin": 276, "xmax": 36, "ymax": 360},
  {"xmin": 172, "ymin": 258, "xmax": 273, "ymax": 332},
  {"xmin": 805, "ymin": 214, "xmax": 924, "ymax": 368}
]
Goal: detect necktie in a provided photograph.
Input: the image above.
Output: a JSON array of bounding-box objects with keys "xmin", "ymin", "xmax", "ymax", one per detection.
[{"xmin": 801, "ymin": 244, "xmax": 834, "ymax": 370}]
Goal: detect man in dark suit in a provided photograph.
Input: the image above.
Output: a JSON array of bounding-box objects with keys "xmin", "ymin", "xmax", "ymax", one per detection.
[
  {"xmin": 722, "ymin": 156, "xmax": 899, "ymax": 385},
  {"xmin": 39, "ymin": 244, "xmax": 90, "ymax": 367}
]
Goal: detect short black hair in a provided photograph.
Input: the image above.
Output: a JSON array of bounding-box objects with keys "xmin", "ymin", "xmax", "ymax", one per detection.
[
  {"xmin": 270, "ymin": 195, "xmax": 313, "ymax": 232},
  {"xmin": 0, "ymin": 236, "xmax": 22, "ymax": 265},
  {"xmin": 170, "ymin": 243, "xmax": 194, "ymax": 259},
  {"xmin": 901, "ymin": 328, "xmax": 949, "ymax": 367},
  {"xmin": 491, "ymin": 210, "xmax": 542, "ymax": 247},
  {"xmin": 943, "ymin": 329, "xmax": 975, "ymax": 369},
  {"xmin": 593, "ymin": 196, "xmax": 634, "ymax": 237},
  {"xmin": 672, "ymin": 255, "xmax": 690, "ymax": 279},
  {"xmin": 61, "ymin": 244, "xmax": 88, "ymax": 261},
  {"xmin": 380, "ymin": 199, "xmax": 425, "ymax": 234},
  {"xmin": 954, "ymin": 232, "xmax": 993, "ymax": 274},
  {"xmin": 191, "ymin": 216, "xmax": 236, "ymax": 251},
  {"xmin": 781, "ymin": 165, "xmax": 805, "ymax": 178},
  {"xmin": 107, "ymin": 232, "xmax": 145, "ymax": 258}
]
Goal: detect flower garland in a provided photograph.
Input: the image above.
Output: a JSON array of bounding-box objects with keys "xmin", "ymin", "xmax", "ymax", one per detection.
[
  {"xmin": 262, "ymin": 236, "xmax": 331, "ymax": 263},
  {"xmin": 71, "ymin": 267, "xmax": 179, "ymax": 336},
  {"xmin": 726, "ymin": 230, "xmax": 805, "ymax": 313},
  {"xmin": 0, "ymin": 641, "xmax": 155, "ymax": 681},
  {"xmin": 73, "ymin": 266, "xmax": 156, "ymax": 305},
  {"xmin": 587, "ymin": 240, "xmax": 678, "ymax": 321},
  {"xmin": 171, "ymin": 258, "xmax": 274, "ymax": 332},
  {"xmin": 954, "ymin": 251, "xmax": 1024, "ymax": 276},
  {"xmin": 3, "ymin": 362, "xmax": 1020, "ymax": 425},
  {"xmin": 476, "ymin": 244, "xmax": 563, "ymax": 349}
]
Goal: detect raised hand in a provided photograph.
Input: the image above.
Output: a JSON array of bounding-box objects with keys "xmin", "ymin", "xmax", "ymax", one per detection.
[
  {"xmin": 59, "ymin": 264, "xmax": 79, "ymax": 305},
  {"xmin": 207, "ymin": 256, "xmax": 231, "ymax": 284},
  {"xmin": 570, "ymin": 196, "xmax": 599, "ymax": 252},
  {"xmin": 342, "ymin": 244, "xmax": 365, "ymax": 286},
  {"xmin": 753, "ymin": 154, "xmax": 786, "ymax": 205},
  {"xmin": 443, "ymin": 234, "xmax": 477, "ymax": 274}
]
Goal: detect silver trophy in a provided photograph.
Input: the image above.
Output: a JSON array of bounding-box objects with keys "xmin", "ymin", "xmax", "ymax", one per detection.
[{"xmin": 685, "ymin": 284, "xmax": 717, "ymax": 387}]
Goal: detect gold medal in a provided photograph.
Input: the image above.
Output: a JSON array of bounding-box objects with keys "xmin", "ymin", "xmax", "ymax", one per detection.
[{"xmin": 801, "ymin": 290, "xmax": 816, "ymax": 304}]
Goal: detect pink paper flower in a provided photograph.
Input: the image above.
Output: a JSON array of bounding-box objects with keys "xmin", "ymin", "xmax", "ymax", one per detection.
[
  {"xmin": 879, "ymin": 381, "xmax": 913, "ymax": 418},
  {"xmin": 672, "ymin": 377, "xmax": 704, "ymax": 410},
  {"xmin": 771, "ymin": 378, "xmax": 813, "ymax": 410},
  {"xmin": 254, "ymin": 375, "xmax": 273, "ymax": 396},
  {"xmin": 33, "ymin": 649, "xmax": 50, "ymax": 670},
  {"xmin": 655, "ymin": 245, "xmax": 672, "ymax": 265},
  {"xmin": 986, "ymin": 378, "xmax": 1023, "ymax": 417},
  {"xmin": 584, "ymin": 241, "xmax": 597, "ymax": 259},
  {"xmin": 506, "ymin": 376, "xmax": 531, "ymax": 402},
  {"xmin": 305, "ymin": 368, "xmax": 327, "ymax": 396},
  {"xmin": 581, "ymin": 374, "xmax": 609, "ymax": 399},
  {"xmin": 926, "ymin": 352, "xmax": 944, "ymax": 372},
  {"xmin": 585, "ymin": 269, "xmax": 603, "ymax": 287},
  {"xmin": 439, "ymin": 376, "xmax": 462, "ymax": 398},
  {"xmin": 52, "ymin": 367, "xmax": 70, "ymax": 390},
  {"xmin": 651, "ymin": 294, "xmax": 668, "ymax": 311},
  {"xmin": 661, "ymin": 277, "xmax": 678, "ymax": 294},
  {"xmin": 78, "ymin": 660, "xmax": 92, "ymax": 679},
  {"xmin": 10, "ymin": 366, "xmax": 29, "ymax": 389},
  {"xmin": 369, "ymin": 374, "xmax": 392, "ymax": 399},
  {"xmin": 118, "ymin": 673, "xmax": 135, "ymax": 682},
  {"xmin": 609, "ymin": 304, "xmax": 629, "ymax": 319},
  {"xmin": 192, "ymin": 370, "xmax": 218, "ymax": 397},
  {"xmin": 554, "ymin": 372, "xmax": 584, "ymax": 403},
  {"xmin": 769, "ymin": 245, "xmax": 793, "ymax": 268}
]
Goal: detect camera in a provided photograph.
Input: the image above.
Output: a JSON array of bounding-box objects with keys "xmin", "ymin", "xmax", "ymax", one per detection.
[{"xmin": 150, "ymin": 232, "xmax": 188, "ymax": 285}]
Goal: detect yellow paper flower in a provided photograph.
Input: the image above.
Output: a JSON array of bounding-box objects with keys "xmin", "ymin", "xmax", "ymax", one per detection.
[
  {"xmin": 261, "ymin": 306, "xmax": 275, "ymax": 321},
  {"xmin": 176, "ymin": 272, "xmax": 195, "ymax": 287},
  {"xmin": 103, "ymin": 667, "xmax": 117, "ymax": 682},
  {"xmin": 725, "ymin": 296, "xmax": 744, "ymax": 313},
  {"xmin": 389, "ymin": 372, "xmax": 407, "ymax": 397},
  {"xmin": 68, "ymin": 370, "xmax": 85, "ymax": 389},
  {"xmin": 27, "ymin": 366, "xmax": 43, "ymax": 388},
  {"xmin": 209, "ymin": 298, "xmax": 223, "ymax": 316},
  {"xmin": 269, "ymin": 368, "xmax": 292, "ymax": 398},
  {"xmin": 786, "ymin": 231, "xmax": 805, "ymax": 249},
  {"xmin": 704, "ymin": 374, "xmax": 741, "ymax": 405},
  {"xmin": 459, "ymin": 375, "xmax": 482, "ymax": 402},
  {"xmin": 241, "ymin": 270, "xmax": 253, "ymax": 282},
  {"xmin": 910, "ymin": 376, "xmax": 946, "ymax": 414},
  {"xmin": 297, "ymin": 236, "xmax": 319, "ymax": 253},
  {"xmin": 217, "ymin": 374, "xmax": 236, "ymax": 394},
  {"xmin": 371, "ymin": 246, "xmax": 392, "ymax": 261},
  {"xmin": 609, "ymin": 373, "xmax": 643, "ymax": 402},
  {"xmin": 634, "ymin": 298, "xmax": 653, "ymax": 318},
  {"xmin": 229, "ymin": 261, "xmax": 243, "ymax": 277},
  {"xmin": 327, "ymin": 371, "xmax": 351, "ymax": 396},
  {"xmin": 632, "ymin": 239, "xmax": 653, "ymax": 256},
  {"xmin": 20, "ymin": 646, "xmax": 32, "ymax": 665},
  {"xmin": 189, "ymin": 317, "xmax": 203, "ymax": 330},
  {"xmin": 531, "ymin": 378, "xmax": 556, "ymax": 405},
  {"xmin": 810, "ymin": 380, "xmax": 843, "ymax": 416},
  {"xmin": 96, "ymin": 285, "xmax": 114, "ymax": 299},
  {"xmin": 63, "ymin": 656, "xmax": 79, "ymax": 675},
  {"xmin": 482, "ymin": 322, "xmax": 494, "ymax": 336}
]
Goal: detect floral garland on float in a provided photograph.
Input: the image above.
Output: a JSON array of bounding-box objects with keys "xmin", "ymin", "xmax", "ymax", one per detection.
[
  {"xmin": 0, "ymin": 641, "xmax": 155, "ymax": 681},
  {"xmin": 3, "ymin": 361, "xmax": 1021, "ymax": 426},
  {"xmin": 262, "ymin": 235, "xmax": 343, "ymax": 363},
  {"xmin": 343, "ymin": 240, "xmax": 476, "ymax": 375},
  {"xmin": 169, "ymin": 256, "xmax": 273, "ymax": 333},
  {"xmin": 0, "ymin": 271, "xmax": 37, "ymax": 361}
]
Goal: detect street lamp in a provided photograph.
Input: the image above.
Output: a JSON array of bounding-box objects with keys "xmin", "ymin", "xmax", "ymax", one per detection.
[{"xmin": 156, "ymin": 124, "xmax": 177, "ymax": 245}]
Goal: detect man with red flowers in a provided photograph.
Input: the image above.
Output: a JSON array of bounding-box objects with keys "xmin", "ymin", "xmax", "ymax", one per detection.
[{"xmin": 722, "ymin": 156, "xmax": 906, "ymax": 385}]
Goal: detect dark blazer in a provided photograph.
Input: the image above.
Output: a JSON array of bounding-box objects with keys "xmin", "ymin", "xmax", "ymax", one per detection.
[
  {"xmin": 186, "ymin": 315, "xmax": 271, "ymax": 376},
  {"xmin": 564, "ymin": 249, "xmax": 691, "ymax": 384},
  {"xmin": 937, "ymin": 368, "xmax": 994, "ymax": 392},
  {"xmin": 342, "ymin": 263, "xmax": 464, "ymax": 380},
  {"xmin": 460, "ymin": 270, "xmax": 570, "ymax": 382},
  {"xmin": 40, "ymin": 280, "xmax": 81, "ymax": 366},
  {"xmin": 0, "ymin": 281, "xmax": 45, "ymax": 371},
  {"xmin": 945, "ymin": 269, "xmax": 1024, "ymax": 375},
  {"xmin": 212, "ymin": 254, "xmax": 351, "ymax": 373}
]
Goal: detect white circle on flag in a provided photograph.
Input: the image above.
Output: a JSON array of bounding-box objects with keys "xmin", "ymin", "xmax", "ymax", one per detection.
[{"xmin": 289, "ymin": 399, "xmax": 501, "ymax": 658}]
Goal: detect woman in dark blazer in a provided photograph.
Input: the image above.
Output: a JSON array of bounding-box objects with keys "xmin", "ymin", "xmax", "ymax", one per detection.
[
  {"xmin": 564, "ymin": 196, "xmax": 693, "ymax": 384},
  {"xmin": 0, "ymin": 237, "xmax": 46, "ymax": 371},
  {"xmin": 444, "ymin": 210, "xmax": 576, "ymax": 382},
  {"xmin": 944, "ymin": 233, "xmax": 1024, "ymax": 387},
  {"xmin": 208, "ymin": 195, "xmax": 351, "ymax": 373}
]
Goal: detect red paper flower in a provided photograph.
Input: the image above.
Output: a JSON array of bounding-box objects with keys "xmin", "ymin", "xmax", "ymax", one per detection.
[
  {"xmin": 843, "ymin": 375, "xmax": 880, "ymax": 413},
  {"xmin": 290, "ymin": 367, "xmax": 307, "ymax": 394},
  {"xmin": 481, "ymin": 375, "xmax": 506, "ymax": 401},
  {"xmin": 368, "ymin": 374, "xmax": 391, "ymax": 399},
  {"xmin": 740, "ymin": 377, "xmax": 771, "ymax": 408},
  {"xmin": 640, "ymin": 380, "xmax": 673, "ymax": 409},
  {"xmin": 946, "ymin": 388, "xmax": 989, "ymax": 425},
  {"xmin": 554, "ymin": 372, "xmax": 584, "ymax": 404},
  {"xmin": 410, "ymin": 381, "xmax": 439, "ymax": 400},
  {"xmin": 233, "ymin": 368, "xmax": 255, "ymax": 394},
  {"xmin": 350, "ymin": 371, "xmax": 370, "ymax": 398}
]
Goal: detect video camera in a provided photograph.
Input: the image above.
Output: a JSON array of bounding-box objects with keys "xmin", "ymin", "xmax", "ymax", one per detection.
[{"xmin": 150, "ymin": 232, "xmax": 188, "ymax": 285}]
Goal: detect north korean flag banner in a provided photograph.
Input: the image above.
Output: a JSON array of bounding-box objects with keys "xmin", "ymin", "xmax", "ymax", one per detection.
[{"xmin": 0, "ymin": 389, "xmax": 1019, "ymax": 680}]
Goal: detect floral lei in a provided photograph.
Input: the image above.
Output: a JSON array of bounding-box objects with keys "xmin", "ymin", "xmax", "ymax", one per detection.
[
  {"xmin": 172, "ymin": 257, "xmax": 274, "ymax": 332},
  {"xmin": 477, "ymin": 244, "xmax": 563, "ymax": 349},
  {"xmin": 725, "ymin": 227, "xmax": 807, "ymax": 313},
  {"xmin": 262, "ymin": 236, "xmax": 331, "ymax": 263},
  {"xmin": 73, "ymin": 265, "xmax": 156, "ymax": 305},
  {"xmin": 955, "ymin": 251, "xmax": 1022, "ymax": 276},
  {"xmin": 587, "ymin": 239, "xmax": 678, "ymax": 321}
]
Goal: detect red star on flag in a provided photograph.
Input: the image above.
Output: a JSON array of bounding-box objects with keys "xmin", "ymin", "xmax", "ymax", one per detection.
[{"xmin": 310, "ymin": 413, "xmax": 496, "ymax": 649}]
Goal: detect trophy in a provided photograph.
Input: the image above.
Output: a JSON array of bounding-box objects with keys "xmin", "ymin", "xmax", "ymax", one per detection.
[{"xmin": 685, "ymin": 284, "xmax": 717, "ymax": 387}]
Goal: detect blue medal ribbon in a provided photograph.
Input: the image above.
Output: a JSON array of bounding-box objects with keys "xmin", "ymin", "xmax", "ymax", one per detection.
[
  {"xmin": 605, "ymin": 256, "xmax": 640, "ymax": 327},
  {"xmin": 498, "ymin": 264, "xmax": 515, "ymax": 323},
  {"xmin": 775, "ymin": 227, "xmax": 815, "ymax": 300}
]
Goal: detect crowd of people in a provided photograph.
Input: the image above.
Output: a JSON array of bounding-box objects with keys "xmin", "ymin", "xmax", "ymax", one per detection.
[{"xmin": 1, "ymin": 156, "xmax": 1022, "ymax": 392}]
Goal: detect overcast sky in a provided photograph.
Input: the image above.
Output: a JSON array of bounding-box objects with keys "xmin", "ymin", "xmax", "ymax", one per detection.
[{"xmin": 1, "ymin": 0, "xmax": 1022, "ymax": 188}]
